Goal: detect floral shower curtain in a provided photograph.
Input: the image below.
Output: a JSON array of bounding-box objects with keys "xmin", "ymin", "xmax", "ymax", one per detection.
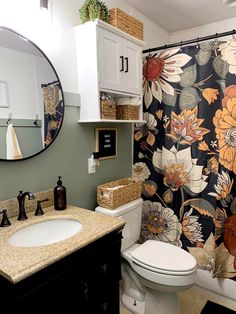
[
  {"xmin": 133, "ymin": 38, "xmax": 236, "ymax": 279},
  {"xmin": 42, "ymin": 82, "xmax": 63, "ymax": 147}
]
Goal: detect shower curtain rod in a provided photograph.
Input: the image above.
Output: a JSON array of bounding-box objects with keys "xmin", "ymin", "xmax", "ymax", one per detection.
[{"xmin": 142, "ymin": 29, "xmax": 236, "ymax": 54}]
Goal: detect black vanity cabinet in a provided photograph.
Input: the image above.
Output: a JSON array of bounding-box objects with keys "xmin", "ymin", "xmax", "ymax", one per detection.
[{"xmin": 0, "ymin": 229, "xmax": 123, "ymax": 313}]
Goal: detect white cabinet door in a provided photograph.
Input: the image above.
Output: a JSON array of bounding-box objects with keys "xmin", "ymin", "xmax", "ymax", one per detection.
[
  {"xmin": 122, "ymin": 39, "xmax": 142, "ymax": 95},
  {"xmin": 98, "ymin": 28, "xmax": 123, "ymax": 91}
]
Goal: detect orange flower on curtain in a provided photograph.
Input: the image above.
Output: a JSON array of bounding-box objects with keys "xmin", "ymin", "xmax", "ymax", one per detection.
[
  {"xmin": 167, "ymin": 107, "xmax": 210, "ymax": 145},
  {"xmin": 202, "ymin": 88, "xmax": 219, "ymax": 105},
  {"xmin": 213, "ymin": 85, "xmax": 236, "ymax": 174}
]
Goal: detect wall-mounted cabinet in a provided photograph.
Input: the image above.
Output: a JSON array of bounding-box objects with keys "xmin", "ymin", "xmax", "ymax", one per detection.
[{"xmin": 75, "ymin": 19, "xmax": 145, "ymax": 122}]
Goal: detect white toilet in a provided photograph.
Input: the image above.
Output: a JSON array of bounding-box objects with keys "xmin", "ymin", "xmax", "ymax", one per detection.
[{"xmin": 96, "ymin": 198, "xmax": 197, "ymax": 314}]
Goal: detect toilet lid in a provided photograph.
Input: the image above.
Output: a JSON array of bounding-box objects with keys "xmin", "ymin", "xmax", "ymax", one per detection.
[{"xmin": 131, "ymin": 240, "xmax": 196, "ymax": 273}]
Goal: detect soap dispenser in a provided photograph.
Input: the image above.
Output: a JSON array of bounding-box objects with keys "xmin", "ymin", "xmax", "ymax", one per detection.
[{"xmin": 54, "ymin": 176, "xmax": 67, "ymax": 210}]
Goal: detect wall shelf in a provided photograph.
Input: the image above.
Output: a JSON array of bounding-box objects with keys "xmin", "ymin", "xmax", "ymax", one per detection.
[{"xmin": 75, "ymin": 19, "xmax": 145, "ymax": 123}]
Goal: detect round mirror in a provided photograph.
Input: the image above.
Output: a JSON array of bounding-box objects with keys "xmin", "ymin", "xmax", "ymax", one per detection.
[{"xmin": 0, "ymin": 27, "xmax": 64, "ymax": 161}]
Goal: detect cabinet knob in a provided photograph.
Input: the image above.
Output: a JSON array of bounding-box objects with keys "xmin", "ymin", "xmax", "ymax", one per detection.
[
  {"xmin": 100, "ymin": 262, "xmax": 108, "ymax": 274},
  {"xmin": 120, "ymin": 56, "xmax": 124, "ymax": 72},
  {"xmin": 100, "ymin": 301, "xmax": 108, "ymax": 313},
  {"xmin": 81, "ymin": 281, "xmax": 89, "ymax": 301}
]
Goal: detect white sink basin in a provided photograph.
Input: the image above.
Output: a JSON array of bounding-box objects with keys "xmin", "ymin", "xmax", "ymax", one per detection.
[{"xmin": 8, "ymin": 218, "xmax": 82, "ymax": 248}]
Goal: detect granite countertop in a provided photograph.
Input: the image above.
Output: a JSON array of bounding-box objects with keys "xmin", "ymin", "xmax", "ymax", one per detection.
[{"xmin": 0, "ymin": 205, "xmax": 125, "ymax": 284}]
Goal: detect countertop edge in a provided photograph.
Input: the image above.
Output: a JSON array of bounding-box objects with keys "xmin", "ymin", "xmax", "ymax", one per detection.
[{"xmin": 0, "ymin": 205, "xmax": 125, "ymax": 284}]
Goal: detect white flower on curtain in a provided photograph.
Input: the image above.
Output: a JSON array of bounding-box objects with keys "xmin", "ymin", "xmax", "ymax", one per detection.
[
  {"xmin": 140, "ymin": 200, "xmax": 182, "ymax": 246},
  {"xmin": 208, "ymin": 170, "xmax": 233, "ymax": 200},
  {"xmin": 182, "ymin": 208, "xmax": 204, "ymax": 244},
  {"xmin": 143, "ymin": 48, "xmax": 192, "ymax": 108},
  {"xmin": 132, "ymin": 162, "xmax": 151, "ymax": 181},
  {"xmin": 153, "ymin": 146, "xmax": 208, "ymax": 194},
  {"xmin": 219, "ymin": 39, "xmax": 236, "ymax": 75}
]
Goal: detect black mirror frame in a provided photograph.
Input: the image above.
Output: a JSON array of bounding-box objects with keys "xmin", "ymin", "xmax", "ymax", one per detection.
[{"xmin": 0, "ymin": 26, "xmax": 65, "ymax": 162}]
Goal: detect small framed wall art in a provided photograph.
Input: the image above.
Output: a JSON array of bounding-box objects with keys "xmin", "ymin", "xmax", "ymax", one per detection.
[{"xmin": 95, "ymin": 128, "xmax": 117, "ymax": 160}]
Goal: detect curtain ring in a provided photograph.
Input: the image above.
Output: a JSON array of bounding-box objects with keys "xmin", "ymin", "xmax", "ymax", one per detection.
[
  {"xmin": 232, "ymin": 29, "xmax": 236, "ymax": 40},
  {"xmin": 180, "ymin": 41, "xmax": 183, "ymax": 51},
  {"xmin": 196, "ymin": 37, "xmax": 199, "ymax": 48},
  {"xmin": 214, "ymin": 33, "xmax": 219, "ymax": 46}
]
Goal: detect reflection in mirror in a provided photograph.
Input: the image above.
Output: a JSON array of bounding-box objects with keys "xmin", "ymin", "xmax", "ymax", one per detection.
[{"xmin": 0, "ymin": 27, "xmax": 64, "ymax": 161}]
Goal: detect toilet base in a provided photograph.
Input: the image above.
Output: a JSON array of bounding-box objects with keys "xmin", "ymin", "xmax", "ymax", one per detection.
[
  {"xmin": 122, "ymin": 288, "xmax": 180, "ymax": 314},
  {"xmin": 144, "ymin": 287, "xmax": 180, "ymax": 314},
  {"xmin": 122, "ymin": 293, "xmax": 145, "ymax": 314}
]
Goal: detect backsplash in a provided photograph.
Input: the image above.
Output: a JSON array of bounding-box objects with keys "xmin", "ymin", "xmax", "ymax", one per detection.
[{"xmin": 0, "ymin": 190, "xmax": 53, "ymax": 218}]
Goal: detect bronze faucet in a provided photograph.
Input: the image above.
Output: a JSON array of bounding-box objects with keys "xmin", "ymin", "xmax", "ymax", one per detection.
[{"xmin": 17, "ymin": 191, "xmax": 35, "ymax": 221}]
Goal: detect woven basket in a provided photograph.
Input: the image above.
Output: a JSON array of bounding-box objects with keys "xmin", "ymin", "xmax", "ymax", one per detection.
[
  {"xmin": 116, "ymin": 105, "xmax": 140, "ymax": 120},
  {"xmin": 97, "ymin": 177, "xmax": 142, "ymax": 209},
  {"xmin": 109, "ymin": 8, "xmax": 143, "ymax": 41},
  {"xmin": 100, "ymin": 99, "xmax": 116, "ymax": 120}
]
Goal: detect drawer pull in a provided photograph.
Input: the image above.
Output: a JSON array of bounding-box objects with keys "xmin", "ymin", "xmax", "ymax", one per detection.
[
  {"xmin": 81, "ymin": 281, "xmax": 89, "ymax": 300},
  {"xmin": 101, "ymin": 301, "xmax": 108, "ymax": 313},
  {"xmin": 100, "ymin": 263, "xmax": 108, "ymax": 274}
]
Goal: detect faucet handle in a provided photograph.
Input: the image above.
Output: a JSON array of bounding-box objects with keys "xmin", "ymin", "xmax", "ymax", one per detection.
[
  {"xmin": 17, "ymin": 190, "xmax": 23, "ymax": 198},
  {"xmin": 35, "ymin": 198, "xmax": 49, "ymax": 216},
  {"xmin": 0, "ymin": 209, "xmax": 11, "ymax": 227}
]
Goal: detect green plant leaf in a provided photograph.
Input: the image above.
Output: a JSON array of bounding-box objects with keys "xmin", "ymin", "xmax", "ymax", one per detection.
[
  {"xmin": 213, "ymin": 55, "xmax": 229, "ymax": 79},
  {"xmin": 200, "ymin": 41, "xmax": 223, "ymax": 51},
  {"xmin": 179, "ymin": 198, "xmax": 216, "ymax": 221},
  {"xmin": 162, "ymin": 90, "xmax": 177, "ymax": 107},
  {"xmin": 180, "ymin": 64, "xmax": 197, "ymax": 87},
  {"xmin": 216, "ymin": 79, "xmax": 226, "ymax": 92},
  {"xmin": 179, "ymin": 87, "xmax": 200, "ymax": 110},
  {"xmin": 195, "ymin": 49, "xmax": 212, "ymax": 66}
]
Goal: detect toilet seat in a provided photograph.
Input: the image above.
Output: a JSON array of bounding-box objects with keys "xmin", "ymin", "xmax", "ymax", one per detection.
[
  {"xmin": 122, "ymin": 241, "xmax": 197, "ymax": 287},
  {"xmin": 130, "ymin": 258, "xmax": 196, "ymax": 287},
  {"xmin": 131, "ymin": 240, "xmax": 196, "ymax": 275},
  {"xmin": 132, "ymin": 258, "xmax": 196, "ymax": 276}
]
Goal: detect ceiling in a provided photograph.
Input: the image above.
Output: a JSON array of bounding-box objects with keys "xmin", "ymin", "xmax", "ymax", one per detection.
[{"xmin": 124, "ymin": 0, "xmax": 236, "ymax": 32}]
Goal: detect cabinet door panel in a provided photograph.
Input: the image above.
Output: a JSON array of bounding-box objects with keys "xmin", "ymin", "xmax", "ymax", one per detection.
[
  {"xmin": 122, "ymin": 39, "xmax": 142, "ymax": 95},
  {"xmin": 98, "ymin": 28, "xmax": 123, "ymax": 91}
]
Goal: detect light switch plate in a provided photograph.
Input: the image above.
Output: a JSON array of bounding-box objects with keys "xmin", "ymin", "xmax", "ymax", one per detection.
[{"xmin": 88, "ymin": 157, "xmax": 96, "ymax": 174}]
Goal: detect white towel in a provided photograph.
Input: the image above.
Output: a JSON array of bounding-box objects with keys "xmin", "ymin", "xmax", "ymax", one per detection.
[
  {"xmin": 116, "ymin": 97, "xmax": 141, "ymax": 106},
  {"xmin": 6, "ymin": 122, "xmax": 22, "ymax": 159}
]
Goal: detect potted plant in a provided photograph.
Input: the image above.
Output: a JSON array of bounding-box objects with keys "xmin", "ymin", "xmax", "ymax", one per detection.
[{"xmin": 79, "ymin": 0, "xmax": 109, "ymax": 24}]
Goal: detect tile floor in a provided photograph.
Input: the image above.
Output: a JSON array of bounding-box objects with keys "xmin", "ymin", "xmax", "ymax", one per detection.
[{"xmin": 120, "ymin": 287, "xmax": 236, "ymax": 314}]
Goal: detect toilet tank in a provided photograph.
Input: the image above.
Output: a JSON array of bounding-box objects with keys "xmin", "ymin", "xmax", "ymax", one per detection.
[{"xmin": 95, "ymin": 198, "xmax": 143, "ymax": 251}]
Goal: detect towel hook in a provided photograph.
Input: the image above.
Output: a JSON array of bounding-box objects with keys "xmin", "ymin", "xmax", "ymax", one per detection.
[
  {"xmin": 6, "ymin": 113, "xmax": 12, "ymax": 125},
  {"xmin": 34, "ymin": 114, "xmax": 39, "ymax": 126}
]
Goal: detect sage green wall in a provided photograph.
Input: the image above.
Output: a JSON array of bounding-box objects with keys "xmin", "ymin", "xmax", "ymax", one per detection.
[{"xmin": 0, "ymin": 106, "xmax": 133, "ymax": 210}]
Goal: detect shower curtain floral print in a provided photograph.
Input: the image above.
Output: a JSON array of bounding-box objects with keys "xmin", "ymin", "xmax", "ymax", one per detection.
[
  {"xmin": 42, "ymin": 82, "xmax": 63, "ymax": 146},
  {"xmin": 133, "ymin": 38, "xmax": 236, "ymax": 279}
]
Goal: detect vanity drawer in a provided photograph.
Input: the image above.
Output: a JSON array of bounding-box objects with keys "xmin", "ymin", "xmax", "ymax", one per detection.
[{"xmin": 93, "ymin": 240, "xmax": 121, "ymax": 284}]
